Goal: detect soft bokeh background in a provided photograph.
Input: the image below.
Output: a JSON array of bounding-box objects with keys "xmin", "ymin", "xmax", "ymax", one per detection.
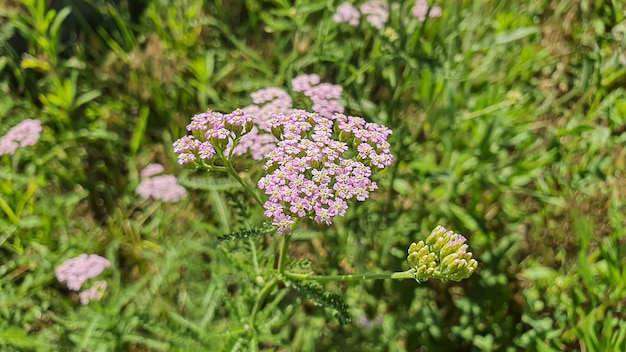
[{"xmin": 1, "ymin": 0, "xmax": 625, "ymax": 351}]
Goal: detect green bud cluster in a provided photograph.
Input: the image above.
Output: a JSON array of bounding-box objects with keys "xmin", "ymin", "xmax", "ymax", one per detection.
[{"xmin": 407, "ymin": 225, "xmax": 478, "ymax": 282}]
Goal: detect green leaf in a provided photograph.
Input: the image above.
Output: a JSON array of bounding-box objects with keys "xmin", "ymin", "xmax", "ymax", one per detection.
[
  {"xmin": 288, "ymin": 280, "xmax": 351, "ymax": 326},
  {"xmin": 177, "ymin": 177, "xmax": 243, "ymax": 192},
  {"xmin": 217, "ymin": 226, "xmax": 276, "ymax": 242}
]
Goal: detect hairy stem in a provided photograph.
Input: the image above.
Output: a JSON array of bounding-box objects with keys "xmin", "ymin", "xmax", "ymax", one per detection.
[
  {"xmin": 277, "ymin": 234, "xmax": 292, "ymax": 275},
  {"xmin": 283, "ymin": 269, "xmax": 416, "ymax": 283}
]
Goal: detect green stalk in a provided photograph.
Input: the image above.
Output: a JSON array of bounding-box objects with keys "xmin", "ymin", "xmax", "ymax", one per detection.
[
  {"xmin": 225, "ymin": 162, "xmax": 264, "ymax": 206},
  {"xmin": 250, "ymin": 276, "xmax": 280, "ymax": 324},
  {"xmin": 283, "ymin": 269, "xmax": 415, "ymax": 283},
  {"xmin": 277, "ymin": 234, "xmax": 292, "ymax": 275}
]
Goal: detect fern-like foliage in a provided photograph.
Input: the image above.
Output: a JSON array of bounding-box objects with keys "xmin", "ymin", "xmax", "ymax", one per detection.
[
  {"xmin": 217, "ymin": 225, "xmax": 276, "ymax": 242},
  {"xmin": 289, "ymin": 258, "xmax": 312, "ymax": 272},
  {"xmin": 225, "ymin": 190, "xmax": 252, "ymax": 227},
  {"xmin": 177, "ymin": 176, "xmax": 243, "ymax": 192},
  {"xmin": 288, "ymin": 280, "xmax": 352, "ymax": 326}
]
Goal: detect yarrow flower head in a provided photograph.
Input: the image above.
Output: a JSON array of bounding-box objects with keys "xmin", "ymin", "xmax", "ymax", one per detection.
[
  {"xmin": 231, "ymin": 76, "xmax": 345, "ymax": 161},
  {"xmin": 291, "ymin": 74, "xmax": 321, "ymax": 93},
  {"xmin": 412, "ymin": 0, "xmax": 442, "ymax": 22},
  {"xmin": 257, "ymin": 110, "xmax": 393, "ymax": 235},
  {"xmin": 407, "ymin": 225, "xmax": 478, "ymax": 282},
  {"xmin": 173, "ymin": 109, "xmax": 255, "ymax": 166},
  {"xmin": 361, "ymin": 0, "xmax": 389, "ymax": 29},
  {"xmin": 0, "ymin": 119, "xmax": 43, "ymax": 156},
  {"xmin": 304, "ymin": 83, "xmax": 345, "ymax": 118},
  {"xmin": 140, "ymin": 163, "xmax": 165, "ymax": 178},
  {"xmin": 333, "ymin": 2, "xmax": 361, "ymax": 26},
  {"xmin": 55, "ymin": 254, "xmax": 110, "ymax": 291},
  {"xmin": 136, "ymin": 174, "xmax": 187, "ymax": 202}
]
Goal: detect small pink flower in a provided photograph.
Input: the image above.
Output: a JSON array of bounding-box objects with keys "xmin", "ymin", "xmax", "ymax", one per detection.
[
  {"xmin": 361, "ymin": 0, "xmax": 388, "ymax": 29},
  {"xmin": 0, "ymin": 119, "xmax": 43, "ymax": 156},
  {"xmin": 257, "ymin": 110, "xmax": 393, "ymax": 235},
  {"xmin": 412, "ymin": 0, "xmax": 442, "ymax": 22},
  {"xmin": 140, "ymin": 163, "xmax": 165, "ymax": 178},
  {"xmin": 56, "ymin": 254, "xmax": 110, "ymax": 291},
  {"xmin": 136, "ymin": 175, "xmax": 187, "ymax": 202},
  {"xmin": 333, "ymin": 2, "xmax": 360, "ymax": 26}
]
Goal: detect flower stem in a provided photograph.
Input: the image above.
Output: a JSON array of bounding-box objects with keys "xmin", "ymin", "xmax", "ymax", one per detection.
[
  {"xmin": 277, "ymin": 234, "xmax": 292, "ymax": 275},
  {"xmin": 224, "ymin": 161, "xmax": 264, "ymax": 206},
  {"xmin": 283, "ymin": 269, "xmax": 416, "ymax": 283},
  {"xmin": 250, "ymin": 276, "xmax": 280, "ymax": 324}
]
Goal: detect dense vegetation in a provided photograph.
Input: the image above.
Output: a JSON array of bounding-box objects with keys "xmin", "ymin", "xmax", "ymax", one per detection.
[{"xmin": 1, "ymin": 0, "xmax": 625, "ymax": 351}]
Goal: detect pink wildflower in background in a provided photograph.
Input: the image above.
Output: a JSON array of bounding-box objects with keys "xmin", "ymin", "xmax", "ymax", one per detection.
[
  {"xmin": 140, "ymin": 163, "xmax": 165, "ymax": 178},
  {"xmin": 55, "ymin": 254, "xmax": 110, "ymax": 291},
  {"xmin": 333, "ymin": 2, "xmax": 360, "ymax": 26},
  {"xmin": 250, "ymin": 87, "xmax": 293, "ymax": 113},
  {"xmin": 0, "ymin": 119, "xmax": 43, "ymax": 156},
  {"xmin": 257, "ymin": 110, "xmax": 393, "ymax": 235},
  {"xmin": 412, "ymin": 0, "xmax": 442, "ymax": 22},
  {"xmin": 361, "ymin": 0, "xmax": 388, "ymax": 29},
  {"xmin": 234, "ymin": 88, "xmax": 292, "ymax": 160},
  {"xmin": 291, "ymin": 74, "xmax": 321, "ymax": 92},
  {"xmin": 304, "ymin": 82, "xmax": 345, "ymax": 118},
  {"xmin": 136, "ymin": 175, "xmax": 187, "ymax": 202}
]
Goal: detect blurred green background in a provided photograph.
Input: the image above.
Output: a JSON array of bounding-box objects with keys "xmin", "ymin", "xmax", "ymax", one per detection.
[{"xmin": 1, "ymin": 0, "xmax": 625, "ymax": 351}]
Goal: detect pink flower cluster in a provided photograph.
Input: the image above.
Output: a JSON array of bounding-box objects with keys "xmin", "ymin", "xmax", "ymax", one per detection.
[
  {"xmin": 233, "ymin": 74, "xmax": 344, "ymax": 161},
  {"xmin": 333, "ymin": 1, "xmax": 442, "ymax": 28},
  {"xmin": 333, "ymin": 2, "xmax": 360, "ymax": 26},
  {"xmin": 173, "ymin": 109, "xmax": 255, "ymax": 165},
  {"xmin": 56, "ymin": 254, "xmax": 110, "ymax": 305},
  {"xmin": 140, "ymin": 163, "xmax": 165, "ymax": 178},
  {"xmin": 0, "ymin": 119, "xmax": 42, "ymax": 156},
  {"xmin": 257, "ymin": 110, "xmax": 393, "ymax": 235},
  {"xmin": 360, "ymin": 0, "xmax": 388, "ymax": 29},
  {"xmin": 412, "ymin": 0, "xmax": 442, "ymax": 22},
  {"xmin": 136, "ymin": 163, "xmax": 187, "ymax": 202},
  {"xmin": 333, "ymin": 1, "xmax": 388, "ymax": 29}
]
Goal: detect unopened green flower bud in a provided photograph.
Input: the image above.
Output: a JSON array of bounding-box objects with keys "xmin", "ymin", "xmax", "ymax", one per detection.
[
  {"xmin": 192, "ymin": 129, "xmax": 206, "ymax": 141},
  {"xmin": 408, "ymin": 241, "xmax": 423, "ymax": 255},
  {"xmin": 440, "ymin": 232, "xmax": 468, "ymax": 258},
  {"xmin": 425, "ymin": 225, "xmax": 447, "ymax": 246},
  {"xmin": 466, "ymin": 258, "xmax": 478, "ymax": 273},
  {"xmin": 440, "ymin": 252, "xmax": 459, "ymax": 269},
  {"xmin": 408, "ymin": 252, "xmax": 420, "ymax": 267},
  {"xmin": 245, "ymin": 121, "xmax": 255, "ymax": 135},
  {"xmin": 408, "ymin": 225, "xmax": 478, "ymax": 283},
  {"xmin": 423, "ymin": 252, "xmax": 437, "ymax": 267},
  {"xmin": 271, "ymin": 126, "xmax": 284, "ymax": 139},
  {"xmin": 407, "ymin": 240, "xmax": 432, "ymax": 270},
  {"xmin": 430, "ymin": 236, "xmax": 447, "ymax": 253}
]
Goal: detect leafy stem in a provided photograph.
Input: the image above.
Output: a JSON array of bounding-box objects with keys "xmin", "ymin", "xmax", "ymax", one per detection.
[
  {"xmin": 283, "ymin": 269, "xmax": 417, "ymax": 283},
  {"xmin": 277, "ymin": 234, "xmax": 292, "ymax": 275}
]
